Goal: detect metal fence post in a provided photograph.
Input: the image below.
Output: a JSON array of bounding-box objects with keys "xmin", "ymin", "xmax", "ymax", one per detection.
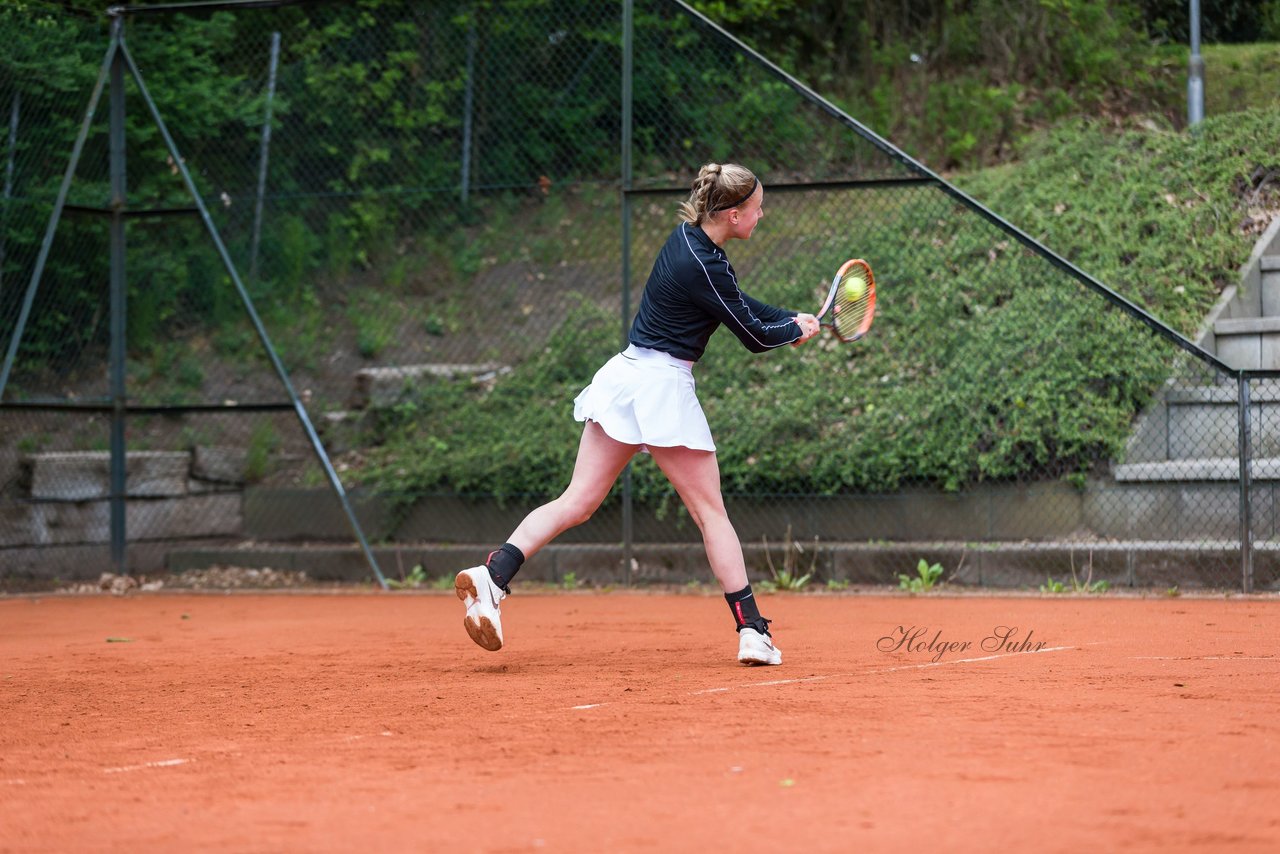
[
  {"xmin": 248, "ymin": 31, "xmax": 280, "ymax": 282},
  {"xmin": 620, "ymin": 0, "xmax": 635, "ymax": 588},
  {"xmin": 1, "ymin": 91, "xmax": 18, "ymax": 299},
  {"xmin": 1238, "ymin": 373, "xmax": 1253, "ymax": 593},
  {"xmin": 108, "ymin": 15, "xmax": 128, "ymax": 573},
  {"xmin": 461, "ymin": 12, "xmax": 476, "ymax": 205}
]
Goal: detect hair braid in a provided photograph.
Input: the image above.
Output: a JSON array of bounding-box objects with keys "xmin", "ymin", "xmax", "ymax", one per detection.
[{"xmin": 678, "ymin": 163, "xmax": 756, "ymax": 226}]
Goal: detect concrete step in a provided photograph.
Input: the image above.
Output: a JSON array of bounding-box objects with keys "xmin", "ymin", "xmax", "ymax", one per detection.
[
  {"xmin": 1212, "ymin": 256, "xmax": 1280, "ymax": 368},
  {"xmin": 351, "ymin": 363, "xmax": 510, "ymax": 409},
  {"xmin": 1214, "ymin": 316, "xmax": 1280, "ymax": 335},
  {"xmin": 1164, "ymin": 385, "xmax": 1280, "ymax": 404},
  {"xmin": 1114, "ymin": 457, "xmax": 1280, "ymax": 482},
  {"xmin": 1260, "ymin": 256, "xmax": 1280, "ymax": 313},
  {"xmin": 1132, "ymin": 386, "xmax": 1280, "ymax": 460},
  {"xmin": 24, "ymin": 451, "xmax": 191, "ymax": 500},
  {"xmin": 1214, "ymin": 316, "xmax": 1280, "ymax": 370}
]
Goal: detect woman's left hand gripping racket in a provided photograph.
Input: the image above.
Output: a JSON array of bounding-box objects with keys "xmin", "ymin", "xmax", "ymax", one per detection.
[{"xmin": 817, "ymin": 258, "xmax": 876, "ymax": 342}]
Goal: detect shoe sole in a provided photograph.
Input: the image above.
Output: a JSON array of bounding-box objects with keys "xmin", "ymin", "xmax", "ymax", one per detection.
[
  {"xmin": 455, "ymin": 571, "xmax": 503, "ymax": 652},
  {"xmin": 739, "ymin": 654, "xmax": 781, "ymax": 666}
]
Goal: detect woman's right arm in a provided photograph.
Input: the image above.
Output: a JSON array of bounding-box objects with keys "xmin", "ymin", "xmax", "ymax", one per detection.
[{"xmin": 692, "ymin": 260, "xmax": 806, "ymax": 353}]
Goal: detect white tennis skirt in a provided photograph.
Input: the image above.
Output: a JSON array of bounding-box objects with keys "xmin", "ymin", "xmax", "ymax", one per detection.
[{"xmin": 573, "ymin": 344, "xmax": 716, "ymax": 451}]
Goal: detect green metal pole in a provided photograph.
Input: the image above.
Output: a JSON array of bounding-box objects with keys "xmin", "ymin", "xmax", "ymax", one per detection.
[
  {"xmin": 1238, "ymin": 374, "xmax": 1253, "ymax": 593},
  {"xmin": 0, "ymin": 92, "xmax": 17, "ymax": 299},
  {"xmin": 620, "ymin": 0, "xmax": 634, "ymax": 587},
  {"xmin": 108, "ymin": 16, "xmax": 128, "ymax": 573},
  {"xmin": 461, "ymin": 12, "xmax": 476, "ymax": 205}
]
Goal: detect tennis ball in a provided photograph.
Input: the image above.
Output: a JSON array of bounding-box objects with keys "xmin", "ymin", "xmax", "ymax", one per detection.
[{"xmin": 844, "ymin": 277, "xmax": 866, "ymax": 301}]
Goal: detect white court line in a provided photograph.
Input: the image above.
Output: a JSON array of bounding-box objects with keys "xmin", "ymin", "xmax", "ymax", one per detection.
[
  {"xmin": 572, "ymin": 644, "xmax": 1079, "ymax": 709},
  {"xmin": 872, "ymin": 645, "xmax": 1076, "ymax": 673},
  {"xmin": 689, "ymin": 645, "xmax": 1076, "ymax": 695},
  {"xmin": 691, "ymin": 673, "xmax": 843, "ymax": 695},
  {"xmin": 103, "ymin": 758, "xmax": 191, "ymax": 775},
  {"xmin": 1131, "ymin": 660, "xmax": 1269, "ymax": 665}
]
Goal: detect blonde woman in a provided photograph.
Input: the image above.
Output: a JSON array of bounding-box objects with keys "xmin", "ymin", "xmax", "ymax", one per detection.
[{"xmin": 455, "ymin": 163, "xmax": 820, "ymax": 665}]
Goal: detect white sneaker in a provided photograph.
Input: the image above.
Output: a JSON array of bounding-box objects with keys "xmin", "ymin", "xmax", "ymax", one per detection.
[
  {"xmin": 737, "ymin": 627, "xmax": 782, "ymax": 666},
  {"xmin": 455, "ymin": 566, "xmax": 507, "ymax": 651}
]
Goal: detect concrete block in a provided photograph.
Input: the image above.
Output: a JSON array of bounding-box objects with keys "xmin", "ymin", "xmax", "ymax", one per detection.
[
  {"xmin": 1260, "ymin": 265, "xmax": 1280, "ymax": 315},
  {"xmin": 14, "ymin": 493, "xmax": 243, "ymax": 547},
  {"xmin": 32, "ymin": 501, "xmax": 110, "ymax": 545},
  {"xmin": 1263, "ymin": 333, "xmax": 1280, "ymax": 370},
  {"xmin": 1123, "ymin": 398, "xmax": 1170, "ymax": 464},
  {"xmin": 1168, "ymin": 403, "xmax": 1240, "ymax": 458},
  {"xmin": 110, "ymin": 451, "xmax": 194, "ymax": 498},
  {"xmin": 805, "ymin": 495, "xmax": 902, "ymax": 541},
  {"xmin": 974, "ymin": 545, "xmax": 1130, "ymax": 589},
  {"xmin": 27, "ymin": 451, "xmax": 191, "ymax": 500},
  {"xmin": 129, "ymin": 494, "xmax": 242, "ymax": 541},
  {"xmin": 1084, "ymin": 484, "xmax": 1176, "ymax": 539},
  {"xmin": 1252, "ymin": 549, "xmax": 1280, "ymax": 591},
  {"xmin": 167, "ymin": 547, "xmax": 296, "ymax": 573},
  {"xmin": 243, "ymin": 487, "xmax": 391, "ymax": 540},
  {"xmin": 1084, "ymin": 481, "xmax": 1249, "ymax": 541},
  {"xmin": 986, "ymin": 484, "xmax": 1084, "ymax": 539},
  {"xmin": 0, "ymin": 539, "xmax": 228, "ymax": 583},
  {"xmin": 0, "ymin": 502, "xmax": 36, "ymax": 547},
  {"xmin": 1216, "ymin": 334, "xmax": 1260, "ymax": 370},
  {"xmin": 192, "ymin": 446, "xmax": 249, "ymax": 484},
  {"xmin": 1176, "ymin": 483, "xmax": 1246, "ymax": 540},
  {"xmin": 553, "ymin": 543, "xmax": 657, "ymax": 585},
  {"xmin": 1235, "ymin": 262, "xmax": 1263, "ymax": 316},
  {"xmin": 1254, "ymin": 403, "xmax": 1280, "ymax": 457},
  {"xmin": 151, "ymin": 537, "xmax": 1270, "ymax": 591},
  {"xmin": 187, "ymin": 478, "xmax": 239, "ymax": 495},
  {"xmin": 393, "ymin": 495, "xmax": 708, "ymax": 545},
  {"xmin": 1130, "ymin": 546, "xmax": 1239, "ymax": 589},
  {"xmin": 351, "ymin": 363, "xmax": 510, "ymax": 409}
]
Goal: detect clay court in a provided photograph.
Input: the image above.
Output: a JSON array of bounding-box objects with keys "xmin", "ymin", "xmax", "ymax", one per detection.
[{"xmin": 2, "ymin": 590, "xmax": 1278, "ymax": 852}]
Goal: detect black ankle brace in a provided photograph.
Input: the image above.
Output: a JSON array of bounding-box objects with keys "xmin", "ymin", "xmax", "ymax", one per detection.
[
  {"xmin": 725, "ymin": 584, "xmax": 770, "ymax": 635},
  {"xmin": 486, "ymin": 542, "xmax": 525, "ymax": 591}
]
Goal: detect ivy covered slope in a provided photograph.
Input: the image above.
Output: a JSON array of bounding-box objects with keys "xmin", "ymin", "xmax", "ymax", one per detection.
[
  {"xmin": 954, "ymin": 112, "xmax": 1280, "ymax": 333},
  {"xmin": 358, "ymin": 109, "xmax": 1280, "ymax": 501}
]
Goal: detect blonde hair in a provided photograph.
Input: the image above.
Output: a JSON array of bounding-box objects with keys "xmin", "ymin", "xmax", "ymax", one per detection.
[{"xmin": 678, "ymin": 163, "xmax": 758, "ymax": 226}]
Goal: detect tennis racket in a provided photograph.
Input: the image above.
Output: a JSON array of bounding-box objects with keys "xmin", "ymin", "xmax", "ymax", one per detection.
[{"xmin": 816, "ymin": 258, "xmax": 876, "ymax": 342}]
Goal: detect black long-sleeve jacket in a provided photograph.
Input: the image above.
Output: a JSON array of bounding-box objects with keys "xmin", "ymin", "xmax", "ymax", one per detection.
[{"xmin": 628, "ymin": 223, "xmax": 801, "ymax": 362}]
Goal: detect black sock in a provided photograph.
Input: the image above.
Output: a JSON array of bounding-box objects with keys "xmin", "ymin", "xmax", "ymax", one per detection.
[
  {"xmin": 486, "ymin": 543, "xmax": 525, "ymax": 590},
  {"xmin": 725, "ymin": 584, "xmax": 770, "ymax": 635}
]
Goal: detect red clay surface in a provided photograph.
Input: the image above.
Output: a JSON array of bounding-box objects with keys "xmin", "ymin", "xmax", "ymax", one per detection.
[{"xmin": 2, "ymin": 591, "xmax": 1279, "ymax": 852}]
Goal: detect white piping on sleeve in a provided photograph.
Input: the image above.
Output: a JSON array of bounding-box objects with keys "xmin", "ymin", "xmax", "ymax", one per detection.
[{"xmin": 681, "ymin": 225, "xmax": 799, "ymax": 349}]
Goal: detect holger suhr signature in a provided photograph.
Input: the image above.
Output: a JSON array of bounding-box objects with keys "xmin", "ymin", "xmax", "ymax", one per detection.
[{"xmin": 877, "ymin": 625, "xmax": 1047, "ymax": 663}]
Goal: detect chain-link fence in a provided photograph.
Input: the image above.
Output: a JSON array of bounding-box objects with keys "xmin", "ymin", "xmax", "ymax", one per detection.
[{"xmin": 1, "ymin": 0, "xmax": 1275, "ymax": 591}]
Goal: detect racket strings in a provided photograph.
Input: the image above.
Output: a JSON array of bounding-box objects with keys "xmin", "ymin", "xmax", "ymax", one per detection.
[{"xmin": 833, "ymin": 269, "xmax": 873, "ymax": 340}]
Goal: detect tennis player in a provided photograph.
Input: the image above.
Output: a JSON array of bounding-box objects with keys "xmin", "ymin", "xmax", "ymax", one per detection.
[{"xmin": 455, "ymin": 163, "xmax": 820, "ymax": 665}]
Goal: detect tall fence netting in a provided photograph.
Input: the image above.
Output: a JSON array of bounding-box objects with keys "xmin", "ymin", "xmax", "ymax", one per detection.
[{"xmin": 0, "ymin": 0, "xmax": 1270, "ymax": 591}]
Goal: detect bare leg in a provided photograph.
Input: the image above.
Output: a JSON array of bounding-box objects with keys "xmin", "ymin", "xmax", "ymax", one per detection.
[
  {"xmin": 646, "ymin": 445, "xmax": 747, "ymax": 592},
  {"xmin": 507, "ymin": 421, "xmax": 639, "ymax": 558}
]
